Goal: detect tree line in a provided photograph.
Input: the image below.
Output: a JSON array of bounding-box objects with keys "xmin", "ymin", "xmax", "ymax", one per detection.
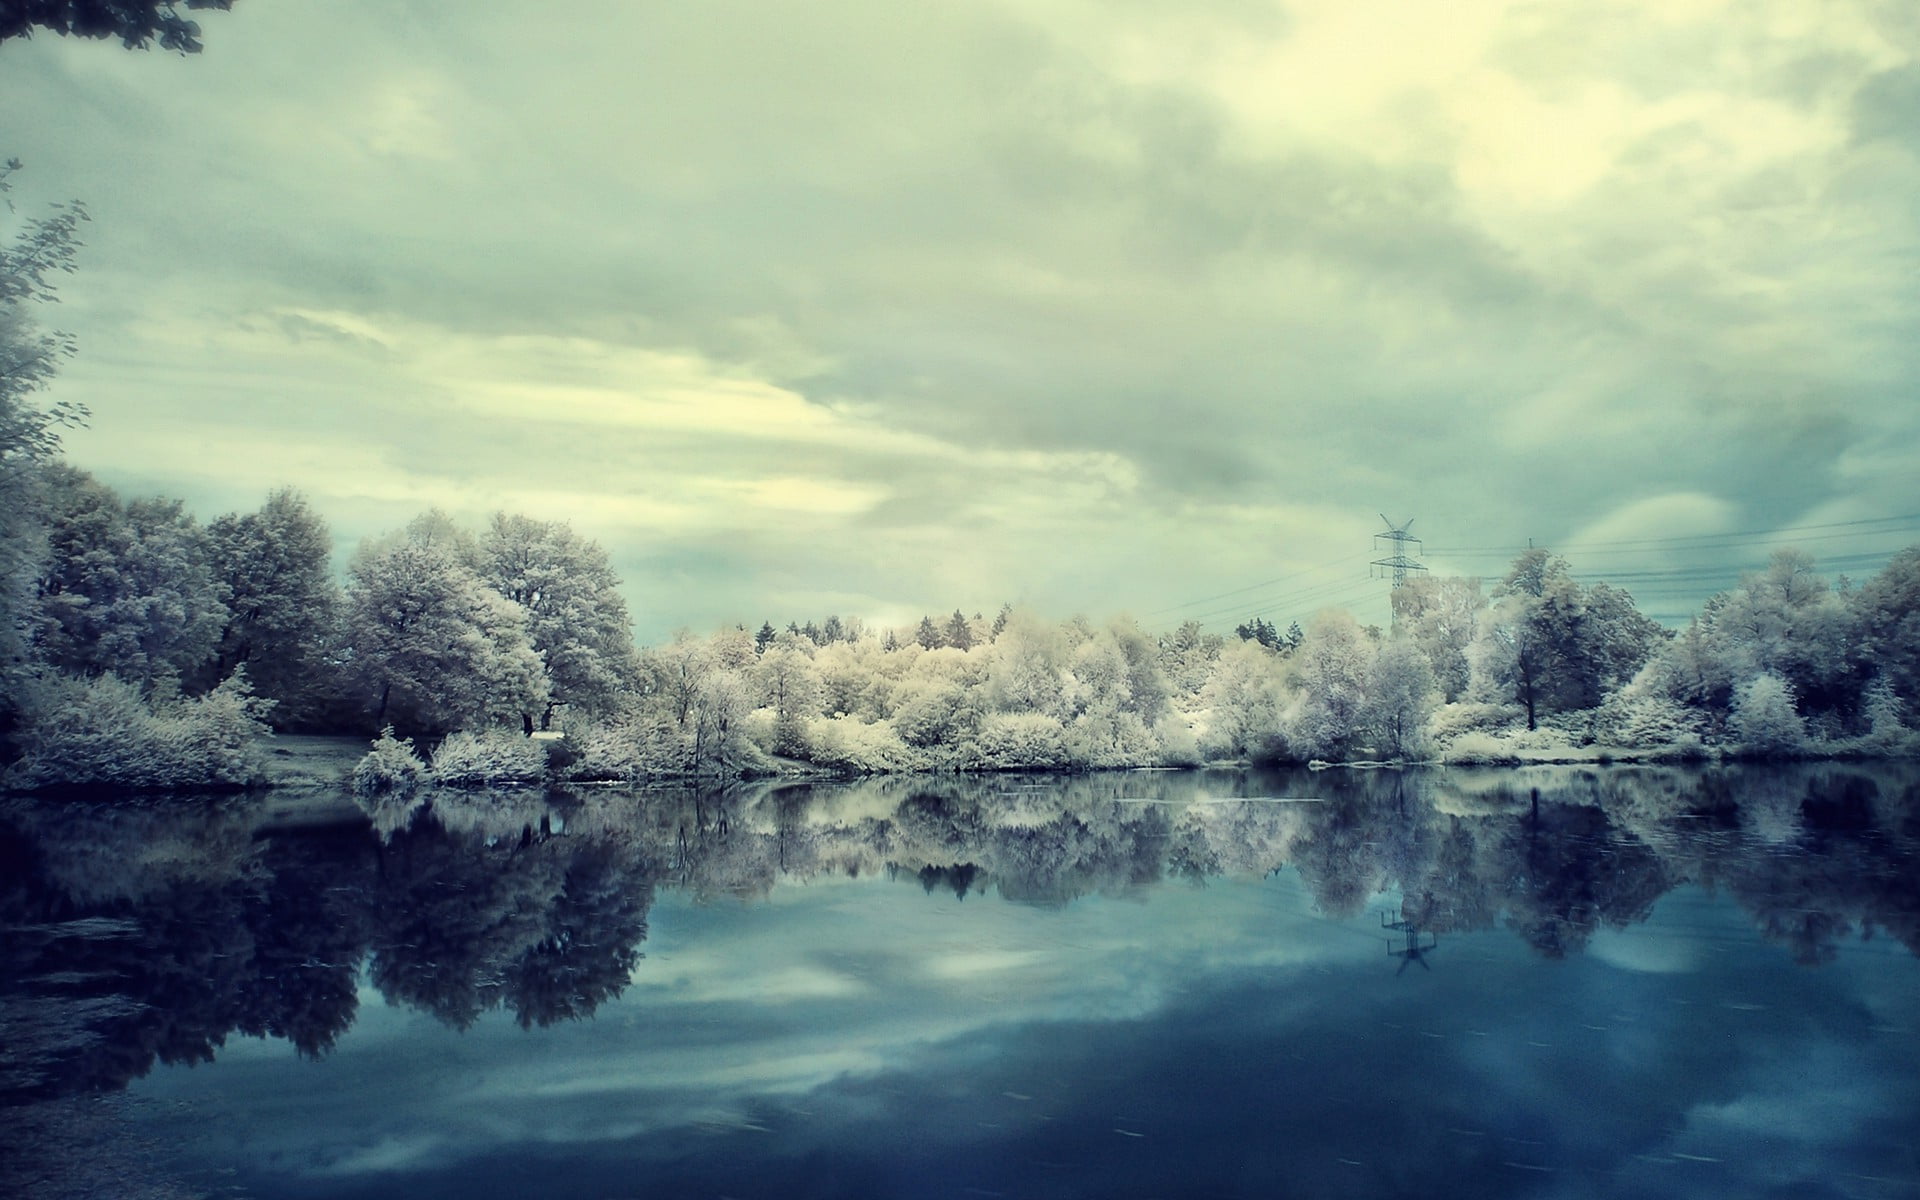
[{"xmin": 6, "ymin": 440, "xmax": 1920, "ymax": 791}]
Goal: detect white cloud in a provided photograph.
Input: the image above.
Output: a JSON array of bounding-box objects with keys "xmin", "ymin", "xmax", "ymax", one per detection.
[{"xmin": 1568, "ymin": 493, "xmax": 1739, "ymax": 548}]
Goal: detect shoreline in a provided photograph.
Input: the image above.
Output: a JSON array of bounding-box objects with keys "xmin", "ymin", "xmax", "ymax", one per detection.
[{"xmin": 5, "ymin": 731, "xmax": 1913, "ymax": 808}]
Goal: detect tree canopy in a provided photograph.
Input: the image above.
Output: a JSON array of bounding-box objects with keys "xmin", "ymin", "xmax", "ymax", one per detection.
[{"xmin": 0, "ymin": 1, "xmax": 234, "ymax": 53}]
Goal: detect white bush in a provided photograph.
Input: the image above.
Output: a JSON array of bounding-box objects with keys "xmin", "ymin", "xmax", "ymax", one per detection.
[
  {"xmin": 1595, "ymin": 691, "xmax": 1704, "ymax": 749},
  {"xmin": 7, "ymin": 671, "xmax": 271, "ymax": 791},
  {"xmin": 1153, "ymin": 715, "xmax": 1203, "ymax": 767},
  {"xmin": 352, "ymin": 726, "xmax": 427, "ymax": 796},
  {"xmin": 1428, "ymin": 703, "xmax": 1525, "ymax": 744},
  {"xmin": 1730, "ymin": 673, "xmax": 1806, "ymax": 758},
  {"xmin": 804, "ymin": 716, "xmax": 925, "ymax": 774},
  {"xmin": 562, "ymin": 712, "xmax": 692, "ymax": 780},
  {"xmin": 1440, "ymin": 732, "xmax": 1523, "ymax": 766},
  {"xmin": 429, "ymin": 729, "xmax": 549, "ymax": 786},
  {"xmin": 1062, "ymin": 708, "xmax": 1159, "ymax": 768},
  {"xmin": 966, "ymin": 712, "xmax": 1072, "ymax": 770}
]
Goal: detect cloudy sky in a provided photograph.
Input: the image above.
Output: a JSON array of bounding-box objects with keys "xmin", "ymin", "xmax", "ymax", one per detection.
[{"xmin": 5, "ymin": 0, "xmax": 1920, "ymax": 639}]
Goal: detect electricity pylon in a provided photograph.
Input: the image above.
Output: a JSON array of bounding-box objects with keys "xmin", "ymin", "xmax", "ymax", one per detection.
[{"xmin": 1371, "ymin": 514, "xmax": 1428, "ymax": 588}]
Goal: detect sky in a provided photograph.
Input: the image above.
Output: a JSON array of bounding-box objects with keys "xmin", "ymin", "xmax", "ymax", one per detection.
[{"xmin": 4, "ymin": 0, "xmax": 1920, "ymax": 640}]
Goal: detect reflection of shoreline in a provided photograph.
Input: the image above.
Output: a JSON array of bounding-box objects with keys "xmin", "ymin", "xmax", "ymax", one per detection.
[
  {"xmin": 32, "ymin": 726, "xmax": 1910, "ymax": 807},
  {"xmin": 3, "ymin": 762, "xmax": 1918, "ymax": 1107}
]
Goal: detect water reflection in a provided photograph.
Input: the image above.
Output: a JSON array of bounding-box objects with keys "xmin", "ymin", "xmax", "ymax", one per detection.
[{"xmin": 2, "ymin": 763, "xmax": 1919, "ymax": 1105}]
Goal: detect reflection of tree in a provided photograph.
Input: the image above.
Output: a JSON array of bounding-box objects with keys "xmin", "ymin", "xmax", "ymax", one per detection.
[
  {"xmin": 687, "ymin": 765, "xmax": 1920, "ymax": 971},
  {"xmin": 880, "ymin": 784, "xmax": 1179, "ymax": 905},
  {"xmin": 234, "ymin": 831, "xmax": 372, "ymax": 1056},
  {"xmin": 1715, "ymin": 769, "xmax": 1920, "ymax": 964},
  {"xmin": 503, "ymin": 839, "xmax": 655, "ymax": 1028},
  {"xmin": 366, "ymin": 818, "xmax": 658, "ymax": 1030},
  {"xmin": 0, "ymin": 798, "xmax": 269, "ymax": 1099},
  {"xmin": 367, "ymin": 827, "xmax": 561, "ymax": 1028},
  {"xmin": 1, "ymin": 791, "xmax": 662, "ymax": 1102},
  {"xmin": 1405, "ymin": 816, "xmax": 1500, "ymax": 934},
  {"xmin": 1498, "ymin": 798, "xmax": 1672, "ymax": 959},
  {"xmin": 917, "ymin": 862, "xmax": 983, "ymax": 899},
  {"xmin": 1290, "ymin": 791, "xmax": 1396, "ymax": 920},
  {"xmin": 4, "ymin": 868, "xmax": 259, "ymax": 1098},
  {"xmin": 6, "ymin": 762, "xmax": 1920, "ymax": 1115}
]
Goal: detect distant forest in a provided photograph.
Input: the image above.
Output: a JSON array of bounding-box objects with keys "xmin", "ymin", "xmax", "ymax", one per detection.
[{"xmin": 5, "ymin": 162, "xmax": 1920, "ymax": 790}]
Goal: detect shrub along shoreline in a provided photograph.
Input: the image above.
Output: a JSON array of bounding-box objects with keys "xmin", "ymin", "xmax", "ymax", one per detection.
[{"xmin": 6, "ymin": 631, "xmax": 1918, "ymax": 799}]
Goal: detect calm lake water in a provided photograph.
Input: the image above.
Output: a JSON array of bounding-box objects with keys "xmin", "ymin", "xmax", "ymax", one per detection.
[{"xmin": 5, "ymin": 764, "xmax": 1920, "ymax": 1199}]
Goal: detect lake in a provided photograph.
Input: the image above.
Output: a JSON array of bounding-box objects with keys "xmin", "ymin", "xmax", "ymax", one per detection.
[{"xmin": 5, "ymin": 764, "xmax": 1919, "ymax": 1198}]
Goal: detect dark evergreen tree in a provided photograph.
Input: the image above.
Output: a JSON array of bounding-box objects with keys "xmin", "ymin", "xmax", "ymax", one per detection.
[
  {"xmin": 991, "ymin": 602, "xmax": 1013, "ymax": 640},
  {"xmin": 1234, "ymin": 616, "xmax": 1281, "ymax": 649}
]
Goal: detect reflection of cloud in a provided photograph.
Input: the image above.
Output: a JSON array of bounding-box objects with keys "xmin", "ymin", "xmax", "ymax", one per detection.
[
  {"xmin": 635, "ymin": 959, "xmax": 871, "ymax": 1005},
  {"xmin": 1587, "ymin": 928, "xmax": 1700, "ymax": 974},
  {"xmin": 321, "ymin": 1133, "xmax": 447, "ymax": 1176},
  {"xmin": 514, "ymin": 1048, "xmax": 889, "ymax": 1101},
  {"xmin": 922, "ymin": 948, "xmax": 1051, "ymax": 978},
  {"xmin": 119, "ymin": 862, "xmax": 1920, "ymax": 1199}
]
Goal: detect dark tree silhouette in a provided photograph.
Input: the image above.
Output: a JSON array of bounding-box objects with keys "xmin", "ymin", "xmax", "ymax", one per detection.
[{"xmin": 0, "ymin": 1, "xmax": 234, "ymax": 52}]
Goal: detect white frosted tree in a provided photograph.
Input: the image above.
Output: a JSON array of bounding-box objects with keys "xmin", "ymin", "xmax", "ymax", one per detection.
[
  {"xmin": 1, "ymin": 163, "xmax": 89, "ymax": 739},
  {"xmin": 1066, "ymin": 633, "xmax": 1131, "ymax": 718},
  {"xmin": 1390, "ymin": 575, "xmax": 1484, "ymax": 703},
  {"xmin": 690, "ymin": 667, "xmax": 753, "ymax": 774},
  {"xmin": 1855, "ymin": 548, "xmax": 1920, "ymax": 726},
  {"xmin": 646, "ymin": 630, "xmax": 711, "ymax": 728},
  {"xmin": 754, "ymin": 634, "xmax": 821, "ymax": 755},
  {"xmin": 1362, "ymin": 639, "xmax": 1437, "ymax": 759},
  {"xmin": 985, "ymin": 610, "xmax": 1066, "ymax": 717},
  {"xmin": 1729, "ymin": 672, "xmax": 1806, "ymax": 758},
  {"xmin": 1198, "ymin": 639, "xmax": 1287, "ymax": 760},
  {"xmin": 1286, "ymin": 610, "xmax": 1373, "ymax": 760},
  {"xmin": 1157, "ymin": 620, "xmax": 1223, "ymax": 701},
  {"xmin": 813, "ymin": 639, "xmax": 891, "ymax": 721},
  {"xmin": 480, "ymin": 512, "xmax": 636, "ymax": 730},
  {"xmin": 343, "ymin": 528, "xmax": 547, "ymax": 737}
]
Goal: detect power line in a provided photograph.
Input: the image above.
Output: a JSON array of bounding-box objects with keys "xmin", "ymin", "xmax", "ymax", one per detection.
[
  {"xmin": 1143, "ymin": 550, "xmax": 1366, "ymax": 618},
  {"xmin": 1175, "ymin": 568, "xmax": 1385, "ymax": 628},
  {"xmin": 1148, "ymin": 512, "xmax": 1917, "ymax": 636},
  {"xmin": 1561, "ymin": 551, "xmax": 1899, "ymax": 585},
  {"xmin": 1428, "ymin": 527, "xmax": 1920, "ymax": 566},
  {"xmin": 1435, "ymin": 513, "xmax": 1920, "ymax": 556}
]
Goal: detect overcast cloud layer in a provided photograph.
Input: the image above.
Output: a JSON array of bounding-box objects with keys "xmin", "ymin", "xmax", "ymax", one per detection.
[{"xmin": 5, "ymin": 0, "xmax": 1920, "ymax": 638}]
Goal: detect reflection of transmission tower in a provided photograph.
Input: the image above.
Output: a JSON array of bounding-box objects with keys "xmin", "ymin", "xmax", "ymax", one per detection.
[{"xmin": 1381, "ymin": 912, "xmax": 1438, "ymax": 975}]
